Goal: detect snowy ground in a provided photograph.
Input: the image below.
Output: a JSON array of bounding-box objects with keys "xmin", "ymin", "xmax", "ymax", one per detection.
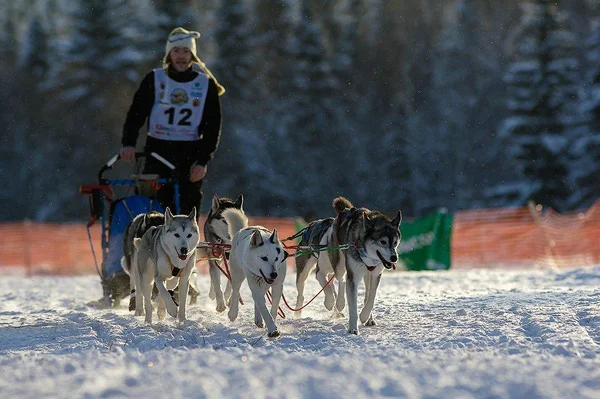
[{"xmin": 1, "ymin": 266, "xmax": 600, "ymax": 399}]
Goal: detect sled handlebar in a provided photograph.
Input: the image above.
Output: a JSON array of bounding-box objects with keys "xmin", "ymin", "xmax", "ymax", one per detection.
[{"xmin": 98, "ymin": 152, "xmax": 177, "ymax": 183}]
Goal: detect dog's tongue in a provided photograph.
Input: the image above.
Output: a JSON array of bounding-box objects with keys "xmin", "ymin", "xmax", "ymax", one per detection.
[{"xmin": 178, "ymin": 254, "xmax": 188, "ymax": 261}]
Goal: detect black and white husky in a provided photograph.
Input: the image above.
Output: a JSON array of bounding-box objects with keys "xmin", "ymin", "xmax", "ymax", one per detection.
[
  {"xmin": 294, "ymin": 217, "xmax": 337, "ymax": 318},
  {"xmin": 132, "ymin": 207, "xmax": 200, "ymax": 324},
  {"xmin": 122, "ymin": 211, "xmax": 165, "ymax": 311},
  {"xmin": 222, "ymin": 208, "xmax": 289, "ymax": 338},
  {"xmin": 319, "ymin": 197, "xmax": 402, "ymax": 335},
  {"xmin": 204, "ymin": 194, "xmax": 244, "ymax": 312}
]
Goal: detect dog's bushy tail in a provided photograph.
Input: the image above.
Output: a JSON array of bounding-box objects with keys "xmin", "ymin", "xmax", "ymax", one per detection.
[
  {"xmin": 333, "ymin": 196, "xmax": 353, "ymax": 214},
  {"xmin": 222, "ymin": 208, "xmax": 249, "ymax": 239}
]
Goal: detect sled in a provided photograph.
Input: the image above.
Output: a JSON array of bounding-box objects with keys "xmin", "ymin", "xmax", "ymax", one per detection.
[{"xmin": 80, "ymin": 152, "xmax": 180, "ymax": 307}]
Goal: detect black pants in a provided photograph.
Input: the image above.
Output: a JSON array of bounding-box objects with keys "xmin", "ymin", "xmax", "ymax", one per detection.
[{"xmin": 143, "ymin": 138, "xmax": 203, "ymax": 215}]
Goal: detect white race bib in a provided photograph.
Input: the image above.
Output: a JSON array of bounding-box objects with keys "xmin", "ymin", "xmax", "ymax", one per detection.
[{"xmin": 148, "ymin": 68, "xmax": 209, "ymax": 141}]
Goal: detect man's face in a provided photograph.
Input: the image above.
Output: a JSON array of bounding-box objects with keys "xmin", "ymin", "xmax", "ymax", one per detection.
[{"xmin": 169, "ymin": 47, "xmax": 192, "ymax": 72}]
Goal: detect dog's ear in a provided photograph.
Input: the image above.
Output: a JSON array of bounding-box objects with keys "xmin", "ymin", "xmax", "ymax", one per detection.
[
  {"xmin": 283, "ymin": 250, "xmax": 290, "ymax": 261},
  {"xmin": 211, "ymin": 194, "xmax": 220, "ymax": 213},
  {"xmin": 165, "ymin": 207, "xmax": 173, "ymax": 224},
  {"xmin": 234, "ymin": 194, "xmax": 244, "ymax": 211},
  {"xmin": 250, "ymin": 229, "xmax": 264, "ymax": 247},
  {"xmin": 141, "ymin": 214, "xmax": 148, "ymax": 230},
  {"xmin": 269, "ymin": 228, "xmax": 278, "ymax": 244},
  {"xmin": 391, "ymin": 210, "xmax": 402, "ymax": 228},
  {"xmin": 188, "ymin": 206, "xmax": 197, "ymax": 221},
  {"xmin": 361, "ymin": 212, "xmax": 369, "ymax": 231}
]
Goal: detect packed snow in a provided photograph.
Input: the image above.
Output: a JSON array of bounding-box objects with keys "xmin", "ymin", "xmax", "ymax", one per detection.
[{"xmin": 1, "ymin": 266, "xmax": 600, "ymax": 398}]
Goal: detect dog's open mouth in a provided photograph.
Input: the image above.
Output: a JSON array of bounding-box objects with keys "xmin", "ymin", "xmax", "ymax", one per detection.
[
  {"xmin": 376, "ymin": 251, "xmax": 396, "ymax": 270},
  {"xmin": 177, "ymin": 250, "xmax": 189, "ymax": 261},
  {"xmin": 260, "ymin": 269, "xmax": 274, "ymax": 285}
]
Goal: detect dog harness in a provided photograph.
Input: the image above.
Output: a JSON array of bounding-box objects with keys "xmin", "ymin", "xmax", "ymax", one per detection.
[{"xmin": 166, "ymin": 254, "xmax": 184, "ymax": 277}]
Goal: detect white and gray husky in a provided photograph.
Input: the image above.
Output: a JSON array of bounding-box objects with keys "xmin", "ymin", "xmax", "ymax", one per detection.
[
  {"xmin": 222, "ymin": 208, "xmax": 289, "ymax": 337},
  {"xmin": 204, "ymin": 194, "xmax": 244, "ymax": 312},
  {"xmin": 132, "ymin": 207, "xmax": 200, "ymax": 324},
  {"xmin": 122, "ymin": 210, "xmax": 201, "ymax": 311},
  {"xmin": 298, "ymin": 197, "xmax": 402, "ymax": 335}
]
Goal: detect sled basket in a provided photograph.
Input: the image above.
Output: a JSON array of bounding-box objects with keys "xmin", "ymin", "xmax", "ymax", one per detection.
[{"xmin": 80, "ymin": 152, "xmax": 179, "ymax": 307}]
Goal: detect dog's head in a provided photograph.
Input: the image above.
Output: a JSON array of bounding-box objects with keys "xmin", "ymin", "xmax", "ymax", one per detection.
[
  {"xmin": 245, "ymin": 228, "xmax": 289, "ymax": 285},
  {"xmin": 206, "ymin": 194, "xmax": 244, "ymax": 242},
  {"xmin": 164, "ymin": 207, "xmax": 200, "ymax": 261},
  {"xmin": 362, "ymin": 210, "xmax": 402, "ymax": 270}
]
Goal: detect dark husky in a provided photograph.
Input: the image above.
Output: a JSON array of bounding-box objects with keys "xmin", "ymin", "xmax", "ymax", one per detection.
[
  {"xmin": 294, "ymin": 216, "xmax": 336, "ymax": 318},
  {"xmin": 121, "ymin": 211, "xmax": 165, "ymax": 311},
  {"xmin": 204, "ymin": 194, "xmax": 244, "ymax": 312},
  {"xmin": 329, "ymin": 197, "xmax": 402, "ymax": 335}
]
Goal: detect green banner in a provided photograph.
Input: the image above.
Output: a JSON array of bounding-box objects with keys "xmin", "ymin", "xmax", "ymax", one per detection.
[{"xmin": 398, "ymin": 209, "xmax": 453, "ymax": 271}]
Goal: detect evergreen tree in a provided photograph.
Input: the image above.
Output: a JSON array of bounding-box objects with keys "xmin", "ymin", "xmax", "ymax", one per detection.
[
  {"xmin": 208, "ymin": 0, "xmax": 258, "ymax": 202},
  {"xmin": 500, "ymin": 0, "xmax": 579, "ymax": 211},
  {"xmin": 571, "ymin": 8, "xmax": 600, "ymax": 209},
  {"xmin": 286, "ymin": 1, "xmax": 338, "ymax": 214}
]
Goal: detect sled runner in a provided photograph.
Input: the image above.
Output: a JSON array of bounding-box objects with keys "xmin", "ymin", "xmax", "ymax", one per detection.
[{"xmin": 80, "ymin": 152, "xmax": 180, "ymax": 307}]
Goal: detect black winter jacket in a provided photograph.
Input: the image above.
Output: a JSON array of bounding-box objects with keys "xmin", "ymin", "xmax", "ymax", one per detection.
[{"xmin": 122, "ymin": 66, "xmax": 222, "ymax": 168}]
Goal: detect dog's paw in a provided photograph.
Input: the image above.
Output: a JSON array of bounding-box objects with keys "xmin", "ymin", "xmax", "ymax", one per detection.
[
  {"xmin": 294, "ymin": 310, "xmax": 303, "ymax": 319},
  {"xmin": 348, "ymin": 328, "xmax": 359, "ymax": 335},
  {"xmin": 267, "ymin": 330, "xmax": 281, "ymax": 338},
  {"xmin": 331, "ymin": 310, "xmax": 345, "ymax": 319},
  {"xmin": 255, "ymin": 320, "xmax": 264, "ymax": 329},
  {"xmin": 128, "ymin": 298, "xmax": 136, "ymax": 312},
  {"xmin": 215, "ymin": 302, "xmax": 226, "ymax": 313},
  {"xmin": 228, "ymin": 309, "xmax": 238, "ymax": 322},
  {"xmin": 166, "ymin": 306, "xmax": 178, "ymax": 318},
  {"xmin": 157, "ymin": 306, "xmax": 166, "ymax": 320},
  {"xmin": 362, "ymin": 312, "xmax": 376, "ymax": 326},
  {"xmin": 360, "ymin": 310, "xmax": 371, "ymax": 324}
]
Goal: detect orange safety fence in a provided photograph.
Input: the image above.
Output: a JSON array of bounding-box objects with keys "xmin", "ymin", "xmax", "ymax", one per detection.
[{"xmin": 1, "ymin": 202, "xmax": 599, "ymax": 276}]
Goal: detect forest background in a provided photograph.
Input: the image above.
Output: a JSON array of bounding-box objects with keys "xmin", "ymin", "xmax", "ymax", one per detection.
[{"xmin": 2, "ymin": 0, "xmax": 600, "ymax": 222}]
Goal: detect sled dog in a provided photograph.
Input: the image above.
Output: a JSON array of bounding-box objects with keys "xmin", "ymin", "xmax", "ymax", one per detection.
[
  {"xmin": 122, "ymin": 211, "xmax": 164, "ymax": 310},
  {"xmin": 222, "ymin": 208, "xmax": 289, "ymax": 337},
  {"xmin": 294, "ymin": 216, "xmax": 338, "ymax": 318},
  {"xmin": 204, "ymin": 194, "xmax": 244, "ymax": 312},
  {"xmin": 328, "ymin": 197, "xmax": 402, "ymax": 335},
  {"xmin": 122, "ymin": 211, "xmax": 201, "ymax": 310},
  {"xmin": 132, "ymin": 207, "xmax": 200, "ymax": 324}
]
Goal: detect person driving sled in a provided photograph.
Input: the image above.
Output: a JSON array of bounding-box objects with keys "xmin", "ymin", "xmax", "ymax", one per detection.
[{"xmin": 120, "ymin": 27, "xmax": 225, "ymax": 215}]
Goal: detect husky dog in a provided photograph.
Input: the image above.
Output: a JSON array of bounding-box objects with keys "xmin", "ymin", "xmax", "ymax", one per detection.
[
  {"xmin": 328, "ymin": 197, "xmax": 402, "ymax": 335},
  {"xmin": 122, "ymin": 211, "xmax": 201, "ymax": 310},
  {"xmin": 121, "ymin": 211, "xmax": 165, "ymax": 311},
  {"xmin": 294, "ymin": 217, "xmax": 337, "ymax": 318},
  {"xmin": 132, "ymin": 207, "xmax": 200, "ymax": 324},
  {"xmin": 204, "ymin": 194, "xmax": 244, "ymax": 312},
  {"xmin": 222, "ymin": 208, "xmax": 289, "ymax": 337}
]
